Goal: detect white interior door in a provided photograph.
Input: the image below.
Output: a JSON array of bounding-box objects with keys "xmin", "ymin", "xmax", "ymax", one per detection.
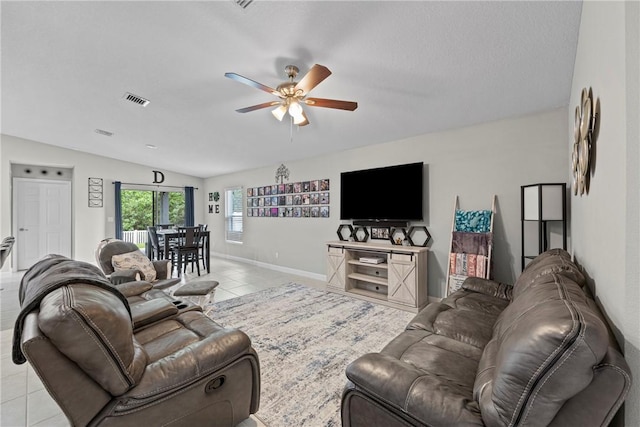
[{"xmin": 14, "ymin": 178, "xmax": 72, "ymax": 270}]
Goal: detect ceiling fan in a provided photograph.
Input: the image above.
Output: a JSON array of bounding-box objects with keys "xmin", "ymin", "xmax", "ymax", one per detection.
[{"xmin": 225, "ymin": 64, "xmax": 358, "ymax": 127}]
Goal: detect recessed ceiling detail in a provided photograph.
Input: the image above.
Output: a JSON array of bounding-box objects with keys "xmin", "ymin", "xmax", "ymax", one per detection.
[
  {"xmin": 95, "ymin": 129, "xmax": 113, "ymax": 137},
  {"xmin": 123, "ymin": 92, "xmax": 150, "ymax": 107}
]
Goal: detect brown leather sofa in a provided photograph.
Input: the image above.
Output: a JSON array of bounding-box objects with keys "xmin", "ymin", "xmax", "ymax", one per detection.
[
  {"xmin": 342, "ymin": 249, "xmax": 632, "ymax": 426},
  {"xmin": 13, "ymin": 255, "xmax": 260, "ymax": 427}
]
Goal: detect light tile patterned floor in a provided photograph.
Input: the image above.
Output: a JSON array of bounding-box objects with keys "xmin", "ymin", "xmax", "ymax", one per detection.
[{"xmin": 0, "ymin": 256, "xmax": 326, "ymax": 427}]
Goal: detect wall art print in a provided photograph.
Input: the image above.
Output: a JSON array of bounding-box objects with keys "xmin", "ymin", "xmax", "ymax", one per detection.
[{"xmin": 246, "ymin": 179, "xmax": 330, "ymax": 218}]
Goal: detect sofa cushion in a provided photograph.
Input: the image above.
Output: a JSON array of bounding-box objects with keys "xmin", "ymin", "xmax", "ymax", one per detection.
[
  {"xmin": 406, "ymin": 302, "xmax": 498, "ymax": 349},
  {"xmin": 513, "ymin": 249, "xmax": 585, "ymax": 299},
  {"xmin": 441, "ymin": 287, "xmax": 510, "ymax": 318},
  {"xmin": 38, "ymin": 284, "xmax": 147, "ymax": 395},
  {"xmin": 346, "ymin": 329, "xmax": 485, "ymax": 426},
  {"xmin": 474, "ymin": 273, "xmax": 609, "ymax": 426},
  {"xmin": 112, "ymin": 250, "xmax": 157, "ymax": 282}
]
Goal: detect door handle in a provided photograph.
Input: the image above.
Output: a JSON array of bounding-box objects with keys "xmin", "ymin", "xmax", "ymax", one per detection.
[{"xmin": 19, "ymin": 228, "xmax": 28, "ymax": 231}]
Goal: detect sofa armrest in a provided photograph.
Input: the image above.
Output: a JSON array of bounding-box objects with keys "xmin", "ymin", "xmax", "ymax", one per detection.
[
  {"xmin": 152, "ymin": 260, "xmax": 171, "ymax": 280},
  {"xmin": 345, "ymin": 353, "xmax": 483, "ymax": 426},
  {"xmin": 110, "ymin": 269, "xmax": 142, "ymax": 285},
  {"xmin": 462, "ymin": 277, "xmax": 512, "ymax": 300},
  {"xmin": 115, "ymin": 281, "xmax": 153, "ymax": 298},
  {"xmin": 129, "ymin": 299, "xmax": 179, "ymax": 330},
  {"xmin": 123, "ymin": 327, "xmax": 255, "ymax": 401}
]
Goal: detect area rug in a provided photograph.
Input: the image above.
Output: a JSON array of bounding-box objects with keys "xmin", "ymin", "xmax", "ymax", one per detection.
[{"xmin": 204, "ymin": 283, "xmax": 415, "ymax": 427}]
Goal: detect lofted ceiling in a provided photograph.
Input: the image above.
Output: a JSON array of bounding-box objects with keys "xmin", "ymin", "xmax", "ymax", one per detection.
[{"xmin": 1, "ymin": 1, "xmax": 582, "ymax": 178}]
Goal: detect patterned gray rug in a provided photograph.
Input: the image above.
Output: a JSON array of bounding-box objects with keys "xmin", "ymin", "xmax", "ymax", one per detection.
[{"xmin": 204, "ymin": 283, "xmax": 415, "ymax": 427}]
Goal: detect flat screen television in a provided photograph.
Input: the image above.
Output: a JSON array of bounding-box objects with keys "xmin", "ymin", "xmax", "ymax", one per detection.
[{"xmin": 340, "ymin": 162, "xmax": 423, "ymax": 222}]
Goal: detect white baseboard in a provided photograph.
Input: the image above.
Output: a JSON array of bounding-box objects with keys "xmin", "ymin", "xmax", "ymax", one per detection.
[{"xmin": 211, "ymin": 252, "xmax": 326, "ymax": 282}]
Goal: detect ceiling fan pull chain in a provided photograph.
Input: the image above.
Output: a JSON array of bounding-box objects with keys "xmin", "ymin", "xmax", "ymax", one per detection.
[{"xmin": 290, "ymin": 116, "xmax": 294, "ymax": 143}]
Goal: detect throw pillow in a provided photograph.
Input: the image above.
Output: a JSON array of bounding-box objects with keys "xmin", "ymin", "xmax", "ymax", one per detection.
[{"xmin": 111, "ymin": 250, "xmax": 157, "ymax": 282}]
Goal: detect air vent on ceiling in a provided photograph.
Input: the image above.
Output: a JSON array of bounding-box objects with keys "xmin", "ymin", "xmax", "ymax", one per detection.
[
  {"xmin": 95, "ymin": 129, "xmax": 113, "ymax": 137},
  {"xmin": 234, "ymin": 0, "xmax": 253, "ymax": 9},
  {"xmin": 123, "ymin": 92, "xmax": 150, "ymax": 107}
]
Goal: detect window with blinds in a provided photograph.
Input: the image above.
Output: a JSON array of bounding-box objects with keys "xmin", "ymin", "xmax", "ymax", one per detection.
[{"xmin": 225, "ymin": 187, "xmax": 243, "ymax": 243}]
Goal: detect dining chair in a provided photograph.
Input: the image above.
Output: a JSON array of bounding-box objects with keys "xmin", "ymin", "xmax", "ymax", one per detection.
[
  {"xmin": 197, "ymin": 224, "xmax": 208, "ymax": 270},
  {"xmin": 171, "ymin": 226, "xmax": 204, "ymax": 277},
  {"xmin": 147, "ymin": 226, "xmax": 164, "ymax": 260}
]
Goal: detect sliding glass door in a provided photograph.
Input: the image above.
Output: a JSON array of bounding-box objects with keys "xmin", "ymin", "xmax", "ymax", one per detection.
[{"xmin": 120, "ymin": 189, "xmax": 185, "ymax": 247}]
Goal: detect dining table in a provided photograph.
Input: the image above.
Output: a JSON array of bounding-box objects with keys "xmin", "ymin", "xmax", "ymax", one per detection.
[{"xmin": 150, "ymin": 228, "xmax": 210, "ymax": 274}]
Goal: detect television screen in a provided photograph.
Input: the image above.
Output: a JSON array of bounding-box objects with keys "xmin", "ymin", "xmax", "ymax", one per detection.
[{"xmin": 340, "ymin": 162, "xmax": 423, "ymax": 221}]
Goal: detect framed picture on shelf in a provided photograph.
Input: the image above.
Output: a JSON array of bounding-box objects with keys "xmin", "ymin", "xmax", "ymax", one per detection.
[{"xmin": 371, "ymin": 227, "xmax": 390, "ymax": 240}]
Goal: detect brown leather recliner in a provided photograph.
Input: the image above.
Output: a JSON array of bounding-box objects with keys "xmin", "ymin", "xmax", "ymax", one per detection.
[
  {"xmin": 14, "ymin": 255, "xmax": 260, "ymax": 427},
  {"xmin": 96, "ymin": 238, "xmax": 181, "ymax": 289}
]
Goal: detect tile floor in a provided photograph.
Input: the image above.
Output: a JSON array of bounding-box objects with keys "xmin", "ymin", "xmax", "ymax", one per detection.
[{"xmin": 0, "ymin": 256, "xmax": 326, "ymax": 427}]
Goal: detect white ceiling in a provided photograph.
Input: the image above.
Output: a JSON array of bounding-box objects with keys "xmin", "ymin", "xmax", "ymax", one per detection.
[{"xmin": 1, "ymin": 1, "xmax": 582, "ymax": 178}]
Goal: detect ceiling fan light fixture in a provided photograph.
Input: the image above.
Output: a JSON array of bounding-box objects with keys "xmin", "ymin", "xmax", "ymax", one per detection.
[
  {"xmin": 293, "ymin": 112, "xmax": 306, "ymax": 125},
  {"xmin": 288, "ymin": 99, "xmax": 303, "ymax": 116},
  {"xmin": 272, "ymin": 104, "xmax": 287, "ymax": 121}
]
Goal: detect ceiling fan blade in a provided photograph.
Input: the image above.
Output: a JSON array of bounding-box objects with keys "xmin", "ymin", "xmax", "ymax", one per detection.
[
  {"xmin": 225, "ymin": 72, "xmax": 280, "ymax": 96},
  {"xmin": 294, "ymin": 64, "xmax": 332, "ymax": 95},
  {"xmin": 236, "ymin": 101, "xmax": 281, "ymax": 113},
  {"xmin": 304, "ymin": 97, "xmax": 358, "ymax": 111}
]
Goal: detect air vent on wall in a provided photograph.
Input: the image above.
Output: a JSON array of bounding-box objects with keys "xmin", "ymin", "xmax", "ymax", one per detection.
[
  {"xmin": 123, "ymin": 92, "xmax": 150, "ymax": 107},
  {"xmin": 234, "ymin": 0, "xmax": 253, "ymax": 9},
  {"xmin": 95, "ymin": 129, "xmax": 113, "ymax": 137}
]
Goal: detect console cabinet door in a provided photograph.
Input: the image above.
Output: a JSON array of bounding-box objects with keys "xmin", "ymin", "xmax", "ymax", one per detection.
[
  {"xmin": 387, "ymin": 253, "xmax": 417, "ymax": 306},
  {"xmin": 327, "ymin": 247, "xmax": 346, "ymax": 289}
]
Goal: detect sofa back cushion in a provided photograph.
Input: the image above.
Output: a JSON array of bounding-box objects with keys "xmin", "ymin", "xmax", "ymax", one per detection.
[
  {"xmin": 513, "ymin": 249, "xmax": 585, "ymax": 299},
  {"xmin": 38, "ymin": 284, "xmax": 147, "ymax": 395},
  {"xmin": 96, "ymin": 240, "xmax": 141, "ymax": 275},
  {"xmin": 474, "ymin": 273, "xmax": 609, "ymax": 426}
]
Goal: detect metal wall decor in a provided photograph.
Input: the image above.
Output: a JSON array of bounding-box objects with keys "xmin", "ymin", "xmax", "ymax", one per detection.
[
  {"xmin": 88, "ymin": 178, "xmax": 103, "ymax": 207},
  {"xmin": 275, "ymin": 164, "xmax": 290, "ymax": 184},
  {"xmin": 572, "ymin": 87, "xmax": 598, "ymax": 195}
]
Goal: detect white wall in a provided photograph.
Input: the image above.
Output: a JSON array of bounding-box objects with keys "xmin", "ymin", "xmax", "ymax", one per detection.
[
  {"xmin": 204, "ymin": 108, "xmax": 568, "ymax": 298},
  {"xmin": 1, "ymin": 134, "xmax": 204, "ymax": 269},
  {"xmin": 569, "ymin": 2, "xmax": 640, "ymax": 426}
]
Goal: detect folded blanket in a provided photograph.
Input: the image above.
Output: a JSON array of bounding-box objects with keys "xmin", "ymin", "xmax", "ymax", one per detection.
[
  {"xmin": 455, "ymin": 210, "xmax": 492, "ymax": 233},
  {"xmin": 451, "ymin": 231, "xmax": 492, "ymax": 255},
  {"xmin": 12, "ymin": 254, "xmax": 130, "ymax": 364}
]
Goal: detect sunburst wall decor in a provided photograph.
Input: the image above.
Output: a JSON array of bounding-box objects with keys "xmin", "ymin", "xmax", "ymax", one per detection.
[{"xmin": 572, "ymin": 87, "xmax": 598, "ymax": 195}]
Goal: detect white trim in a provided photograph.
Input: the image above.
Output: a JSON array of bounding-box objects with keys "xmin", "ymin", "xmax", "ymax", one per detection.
[{"xmin": 212, "ymin": 251, "xmax": 326, "ymax": 282}]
